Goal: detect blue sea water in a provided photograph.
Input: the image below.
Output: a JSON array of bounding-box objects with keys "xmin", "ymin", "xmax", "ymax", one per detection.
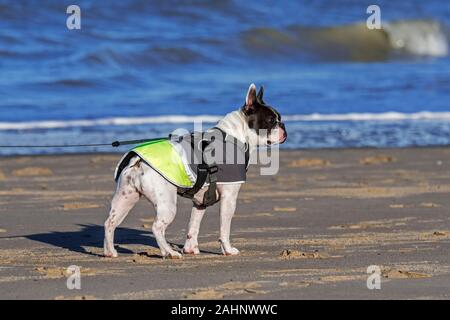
[{"xmin": 0, "ymin": 0, "xmax": 449, "ymax": 154}]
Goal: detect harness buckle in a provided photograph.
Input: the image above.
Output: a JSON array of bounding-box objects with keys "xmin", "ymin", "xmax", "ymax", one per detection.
[{"xmin": 208, "ymin": 165, "xmax": 218, "ymax": 175}]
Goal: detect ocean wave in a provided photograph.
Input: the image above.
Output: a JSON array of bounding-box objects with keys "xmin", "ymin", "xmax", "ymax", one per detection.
[
  {"xmin": 242, "ymin": 19, "xmax": 448, "ymax": 61},
  {"xmin": 2, "ymin": 112, "xmax": 450, "ymax": 131},
  {"xmin": 0, "ymin": 115, "xmax": 222, "ymax": 130},
  {"xmin": 35, "ymin": 79, "xmax": 97, "ymax": 88},
  {"xmin": 78, "ymin": 46, "xmax": 208, "ymax": 67},
  {"xmin": 384, "ymin": 20, "xmax": 448, "ymax": 57}
]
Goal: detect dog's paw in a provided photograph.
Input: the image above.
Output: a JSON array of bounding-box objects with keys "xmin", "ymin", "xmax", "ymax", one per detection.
[
  {"xmin": 183, "ymin": 241, "xmax": 200, "ymax": 255},
  {"xmin": 183, "ymin": 247, "xmax": 200, "ymax": 255},
  {"xmin": 167, "ymin": 251, "xmax": 183, "ymax": 259},
  {"xmin": 104, "ymin": 249, "xmax": 118, "ymax": 258},
  {"xmin": 220, "ymin": 242, "xmax": 240, "ymax": 256},
  {"xmin": 223, "ymin": 247, "xmax": 240, "ymax": 256}
]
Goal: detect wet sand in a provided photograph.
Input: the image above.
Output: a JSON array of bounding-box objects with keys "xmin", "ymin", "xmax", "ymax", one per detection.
[{"xmin": 0, "ymin": 148, "xmax": 450, "ymax": 299}]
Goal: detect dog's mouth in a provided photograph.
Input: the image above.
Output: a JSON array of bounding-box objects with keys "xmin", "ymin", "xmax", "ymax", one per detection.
[
  {"xmin": 267, "ymin": 135, "xmax": 287, "ymax": 146},
  {"xmin": 268, "ymin": 128, "xmax": 287, "ymax": 145}
]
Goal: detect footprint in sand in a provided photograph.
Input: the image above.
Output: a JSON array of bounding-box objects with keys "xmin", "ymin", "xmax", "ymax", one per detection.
[
  {"xmin": 389, "ymin": 204, "xmax": 406, "ymax": 208},
  {"xmin": 318, "ymin": 275, "xmax": 365, "ymax": 283},
  {"xmin": 34, "ymin": 267, "xmax": 69, "ymax": 278},
  {"xmin": 382, "ymin": 268, "xmax": 430, "ymax": 279},
  {"xmin": 0, "ymin": 170, "xmax": 5, "ymax": 181},
  {"xmin": 273, "ymin": 207, "xmax": 297, "ymax": 213},
  {"xmin": 15, "ymin": 157, "xmax": 31, "ymax": 164},
  {"xmin": 280, "ymin": 249, "xmax": 330, "ymax": 259},
  {"xmin": 329, "ymin": 218, "xmax": 414, "ymax": 230},
  {"xmin": 420, "ymin": 202, "xmax": 441, "ymax": 208},
  {"xmin": 129, "ymin": 251, "xmax": 160, "ymax": 264},
  {"xmin": 54, "ymin": 295, "xmax": 97, "ymax": 300},
  {"xmin": 289, "ymin": 158, "xmax": 330, "ymax": 168},
  {"xmin": 389, "ymin": 203, "xmax": 441, "ymax": 209},
  {"xmin": 90, "ymin": 155, "xmax": 119, "ymax": 164},
  {"xmin": 185, "ymin": 281, "xmax": 265, "ymax": 299},
  {"xmin": 35, "ymin": 266, "xmax": 96, "ymax": 278},
  {"xmin": 185, "ymin": 289, "xmax": 224, "ymax": 300},
  {"xmin": 432, "ymin": 231, "xmax": 448, "ymax": 236},
  {"xmin": 360, "ymin": 155, "xmax": 396, "ymax": 165},
  {"xmin": 12, "ymin": 167, "xmax": 53, "ymax": 177},
  {"xmin": 63, "ymin": 202, "xmax": 102, "ymax": 211}
]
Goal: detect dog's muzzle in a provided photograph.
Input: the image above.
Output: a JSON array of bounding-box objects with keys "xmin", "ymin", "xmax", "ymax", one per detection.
[{"xmin": 279, "ymin": 122, "xmax": 287, "ymax": 144}]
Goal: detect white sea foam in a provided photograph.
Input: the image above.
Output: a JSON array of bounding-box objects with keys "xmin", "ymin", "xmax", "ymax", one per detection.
[
  {"xmin": 384, "ymin": 20, "xmax": 448, "ymax": 57},
  {"xmin": 1, "ymin": 112, "xmax": 450, "ymax": 130},
  {"xmin": 283, "ymin": 111, "xmax": 450, "ymax": 121},
  {"xmin": 0, "ymin": 115, "xmax": 221, "ymax": 130}
]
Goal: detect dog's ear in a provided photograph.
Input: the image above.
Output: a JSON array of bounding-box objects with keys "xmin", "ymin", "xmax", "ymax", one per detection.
[
  {"xmin": 257, "ymin": 85, "xmax": 265, "ymax": 104},
  {"xmin": 243, "ymin": 83, "xmax": 257, "ymax": 113}
]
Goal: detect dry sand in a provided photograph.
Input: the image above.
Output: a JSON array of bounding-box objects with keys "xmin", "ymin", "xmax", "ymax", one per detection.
[{"xmin": 0, "ymin": 148, "xmax": 450, "ymax": 299}]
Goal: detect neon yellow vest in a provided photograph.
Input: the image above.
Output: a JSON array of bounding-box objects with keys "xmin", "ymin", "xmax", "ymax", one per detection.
[{"xmin": 115, "ymin": 139, "xmax": 194, "ymax": 188}]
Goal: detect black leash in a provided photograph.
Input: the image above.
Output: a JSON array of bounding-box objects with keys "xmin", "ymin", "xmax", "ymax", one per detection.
[
  {"xmin": 111, "ymin": 137, "xmax": 167, "ymax": 147},
  {"xmin": 0, "ymin": 137, "xmax": 167, "ymax": 149}
]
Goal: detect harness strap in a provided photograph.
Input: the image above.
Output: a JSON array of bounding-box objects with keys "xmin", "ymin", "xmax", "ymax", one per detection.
[
  {"xmin": 178, "ymin": 164, "xmax": 210, "ymax": 198},
  {"xmin": 211, "ymin": 127, "xmax": 250, "ymax": 169},
  {"xmin": 201, "ymin": 164, "xmax": 219, "ymax": 208},
  {"xmin": 177, "ymin": 128, "xmax": 248, "ymax": 209},
  {"xmin": 176, "ymin": 130, "xmax": 220, "ymax": 208}
]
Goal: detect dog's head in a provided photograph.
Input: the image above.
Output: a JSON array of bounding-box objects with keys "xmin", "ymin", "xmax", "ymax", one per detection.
[{"xmin": 242, "ymin": 83, "xmax": 287, "ymax": 146}]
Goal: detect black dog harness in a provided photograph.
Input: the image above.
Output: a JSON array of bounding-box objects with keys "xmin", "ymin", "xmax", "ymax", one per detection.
[
  {"xmin": 175, "ymin": 127, "xmax": 250, "ymax": 209},
  {"xmin": 115, "ymin": 127, "xmax": 250, "ymax": 209}
]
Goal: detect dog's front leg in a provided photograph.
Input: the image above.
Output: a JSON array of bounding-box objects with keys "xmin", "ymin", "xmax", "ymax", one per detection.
[
  {"xmin": 218, "ymin": 184, "xmax": 241, "ymax": 255},
  {"xmin": 183, "ymin": 206, "xmax": 206, "ymax": 254}
]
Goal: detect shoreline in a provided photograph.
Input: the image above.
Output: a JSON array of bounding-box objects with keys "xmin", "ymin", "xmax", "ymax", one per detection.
[
  {"xmin": 2, "ymin": 144, "xmax": 450, "ymax": 158},
  {"xmin": 0, "ymin": 147, "xmax": 450, "ymax": 299}
]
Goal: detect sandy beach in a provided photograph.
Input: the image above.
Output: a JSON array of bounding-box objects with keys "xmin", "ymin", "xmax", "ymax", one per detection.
[{"xmin": 0, "ymin": 148, "xmax": 450, "ymax": 299}]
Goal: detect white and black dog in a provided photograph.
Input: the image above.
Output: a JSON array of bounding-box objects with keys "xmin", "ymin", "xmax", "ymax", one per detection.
[{"xmin": 104, "ymin": 84, "xmax": 287, "ymax": 258}]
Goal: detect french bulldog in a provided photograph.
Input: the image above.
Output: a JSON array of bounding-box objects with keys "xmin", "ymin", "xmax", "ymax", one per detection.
[{"xmin": 104, "ymin": 84, "xmax": 287, "ymax": 258}]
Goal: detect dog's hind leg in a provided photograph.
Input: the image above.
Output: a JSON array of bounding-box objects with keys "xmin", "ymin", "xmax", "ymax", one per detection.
[
  {"xmin": 140, "ymin": 167, "xmax": 181, "ymax": 259},
  {"xmin": 104, "ymin": 165, "xmax": 140, "ymax": 257},
  {"xmin": 183, "ymin": 206, "xmax": 206, "ymax": 254},
  {"xmin": 152, "ymin": 202, "xmax": 181, "ymax": 259}
]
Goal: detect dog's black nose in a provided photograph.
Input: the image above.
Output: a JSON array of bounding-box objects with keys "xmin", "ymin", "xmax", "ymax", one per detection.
[
  {"xmin": 280, "ymin": 122, "xmax": 287, "ymax": 135},
  {"xmin": 279, "ymin": 122, "xmax": 287, "ymax": 143}
]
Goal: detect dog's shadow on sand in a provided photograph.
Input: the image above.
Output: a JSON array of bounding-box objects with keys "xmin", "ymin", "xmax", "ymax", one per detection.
[
  {"xmin": 21, "ymin": 224, "xmax": 219, "ymax": 258},
  {"xmin": 23, "ymin": 224, "xmax": 164, "ymax": 258}
]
